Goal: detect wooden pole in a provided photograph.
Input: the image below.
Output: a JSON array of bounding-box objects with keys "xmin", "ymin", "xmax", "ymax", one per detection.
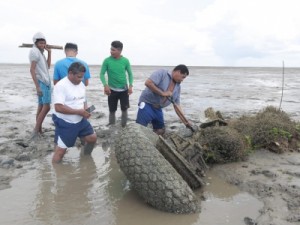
[
  {"xmin": 19, "ymin": 43, "xmax": 63, "ymax": 50},
  {"xmin": 279, "ymin": 60, "xmax": 285, "ymax": 110}
]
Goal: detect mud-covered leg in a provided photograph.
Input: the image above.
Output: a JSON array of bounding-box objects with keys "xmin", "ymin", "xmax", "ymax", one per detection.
[
  {"xmin": 81, "ymin": 142, "xmax": 95, "ymax": 155},
  {"xmin": 121, "ymin": 110, "xmax": 128, "ymax": 127},
  {"xmin": 109, "ymin": 112, "xmax": 116, "ymax": 125},
  {"xmin": 80, "ymin": 133, "xmax": 97, "ymax": 155}
]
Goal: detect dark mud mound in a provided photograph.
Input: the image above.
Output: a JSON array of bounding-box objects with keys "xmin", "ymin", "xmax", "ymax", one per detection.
[{"xmin": 114, "ymin": 123, "xmax": 201, "ymax": 214}]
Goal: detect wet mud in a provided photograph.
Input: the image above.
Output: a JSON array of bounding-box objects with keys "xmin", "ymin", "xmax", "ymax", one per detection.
[{"xmin": 0, "ymin": 64, "xmax": 299, "ymax": 224}]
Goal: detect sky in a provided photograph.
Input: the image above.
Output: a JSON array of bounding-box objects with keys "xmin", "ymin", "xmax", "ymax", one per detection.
[{"xmin": 1, "ymin": 0, "xmax": 300, "ymax": 67}]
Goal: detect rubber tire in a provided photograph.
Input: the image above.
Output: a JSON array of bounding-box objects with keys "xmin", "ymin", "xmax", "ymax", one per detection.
[{"xmin": 114, "ymin": 123, "xmax": 201, "ymax": 213}]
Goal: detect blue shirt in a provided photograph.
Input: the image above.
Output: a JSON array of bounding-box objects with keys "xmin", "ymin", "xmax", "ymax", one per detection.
[
  {"xmin": 53, "ymin": 57, "xmax": 91, "ymax": 85},
  {"xmin": 138, "ymin": 69, "xmax": 181, "ymax": 108}
]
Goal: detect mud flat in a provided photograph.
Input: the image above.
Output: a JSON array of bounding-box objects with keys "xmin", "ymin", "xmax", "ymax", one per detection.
[
  {"xmin": 212, "ymin": 149, "xmax": 300, "ymax": 225},
  {"xmin": 0, "ymin": 64, "xmax": 299, "ymax": 224}
]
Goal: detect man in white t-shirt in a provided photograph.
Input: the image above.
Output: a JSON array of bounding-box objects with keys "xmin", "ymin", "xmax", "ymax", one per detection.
[{"xmin": 52, "ymin": 62, "xmax": 97, "ymax": 163}]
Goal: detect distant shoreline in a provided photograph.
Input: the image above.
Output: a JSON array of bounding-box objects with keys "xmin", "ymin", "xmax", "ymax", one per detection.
[{"xmin": 0, "ymin": 62, "xmax": 298, "ymax": 69}]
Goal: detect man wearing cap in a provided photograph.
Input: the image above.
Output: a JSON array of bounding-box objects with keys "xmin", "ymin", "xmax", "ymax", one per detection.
[
  {"xmin": 53, "ymin": 43, "xmax": 91, "ymax": 86},
  {"xmin": 29, "ymin": 32, "xmax": 52, "ymax": 139}
]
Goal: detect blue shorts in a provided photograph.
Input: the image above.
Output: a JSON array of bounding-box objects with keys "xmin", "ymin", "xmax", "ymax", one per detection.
[
  {"xmin": 136, "ymin": 102, "xmax": 164, "ymax": 130},
  {"xmin": 52, "ymin": 114, "xmax": 94, "ymax": 148},
  {"xmin": 38, "ymin": 81, "xmax": 51, "ymax": 105}
]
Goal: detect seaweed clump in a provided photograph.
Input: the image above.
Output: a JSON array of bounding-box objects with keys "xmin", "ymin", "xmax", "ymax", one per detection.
[
  {"xmin": 190, "ymin": 106, "xmax": 299, "ymax": 164},
  {"xmin": 162, "ymin": 106, "xmax": 299, "ymax": 167},
  {"xmin": 196, "ymin": 126, "xmax": 248, "ymax": 164},
  {"xmin": 229, "ymin": 106, "xmax": 299, "ymax": 153},
  {"xmin": 186, "ymin": 107, "xmax": 249, "ymax": 164}
]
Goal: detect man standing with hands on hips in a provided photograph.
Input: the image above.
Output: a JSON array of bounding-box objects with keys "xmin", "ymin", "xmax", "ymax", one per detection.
[{"xmin": 52, "ymin": 62, "xmax": 97, "ymax": 163}]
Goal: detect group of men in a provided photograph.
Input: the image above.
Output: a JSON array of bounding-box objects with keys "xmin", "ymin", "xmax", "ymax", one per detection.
[{"xmin": 29, "ymin": 32, "xmax": 190, "ymax": 163}]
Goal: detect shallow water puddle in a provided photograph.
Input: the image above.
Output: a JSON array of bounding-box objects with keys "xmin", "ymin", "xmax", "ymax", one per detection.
[
  {"xmin": 0, "ymin": 146, "xmax": 263, "ymax": 225},
  {"xmin": 198, "ymin": 172, "xmax": 263, "ymax": 224}
]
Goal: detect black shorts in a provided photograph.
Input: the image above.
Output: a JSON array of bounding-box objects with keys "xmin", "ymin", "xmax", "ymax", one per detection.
[{"xmin": 108, "ymin": 89, "xmax": 130, "ymax": 112}]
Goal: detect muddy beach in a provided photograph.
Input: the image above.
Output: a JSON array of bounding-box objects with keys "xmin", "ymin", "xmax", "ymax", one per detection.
[{"xmin": 0, "ymin": 64, "xmax": 299, "ymax": 225}]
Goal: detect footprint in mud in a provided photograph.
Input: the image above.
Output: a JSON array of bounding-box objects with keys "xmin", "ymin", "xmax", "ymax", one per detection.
[
  {"xmin": 283, "ymin": 170, "xmax": 300, "ymax": 178},
  {"xmin": 15, "ymin": 140, "xmax": 29, "ymax": 148},
  {"xmin": 94, "ymin": 111, "xmax": 105, "ymax": 119},
  {"xmin": 1, "ymin": 126, "xmax": 20, "ymax": 139},
  {"xmin": 0, "ymin": 175, "xmax": 12, "ymax": 190},
  {"xmin": 250, "ymin": 169, "xmax": 277, "ymax": 178},
  {"xmin": 9, "ymin": 126, "xmax": 18, "ymax": 131}
]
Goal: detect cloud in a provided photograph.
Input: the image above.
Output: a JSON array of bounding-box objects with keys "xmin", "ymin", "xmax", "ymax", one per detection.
[
  {"xmin": 1, "ymin": 0, "xmax": 300, "ymax": 66},
  {"xmin": 191, "ymin": 0, "xmax": 300, "ymax": 66}
]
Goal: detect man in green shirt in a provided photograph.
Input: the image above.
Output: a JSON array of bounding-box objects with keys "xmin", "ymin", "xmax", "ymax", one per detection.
[{"xmin": 100, "ymin": 41, "xmax": 133, "ymax": 127}]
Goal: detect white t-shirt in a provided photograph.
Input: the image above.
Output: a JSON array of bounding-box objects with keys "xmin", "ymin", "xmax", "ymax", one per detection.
[
  {"xmin": 28, "ymin": 45, "xmax": 51, "ymax": 86},
  {"xmin": 53, "ymin": 77, "xmax": 86, "ymax": 123}
]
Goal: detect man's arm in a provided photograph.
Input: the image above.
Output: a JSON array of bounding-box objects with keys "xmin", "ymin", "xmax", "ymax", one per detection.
[
  {"xmin": 53, "ymin": 62, "xmax": 61, "ymax": 85},
  {"xmin": 84, "ymin": 63, "xmax": 91, "ymax": 86},
  {"xmin": 126, "ymin": 60, "xmax": 134, "ymax": 95},
  {"xmin": 84, "ymin": 79, "xmax": 89, "ymax": 86},
  {"xmin": 145, "ymin": 79, "xmax": 172, "ymax": 97},
  {"xmin": 55, "ymin": 104, "xmax": 91, "ymax": 118},
  {"xmin": 99, "ymin": 60, "xmax": 108, "ymax": 86},
  {"xmin": 171, "ymin": 102, "xmax": 194, "ymax": 130},
  {"xmin": 45, "ymin": 47, "xmax": 51, "ymax": 68},
  {"xmin": 30, "ymin": 61, "xmax": 42, "ymax": 96},
  {"xmin": 99, "ymin": 60, "xmax": 110, "ymax": 95}
]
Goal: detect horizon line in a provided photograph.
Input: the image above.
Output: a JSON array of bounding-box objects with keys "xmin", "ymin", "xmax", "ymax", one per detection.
[{"xmin": 0, "ymin": 62, "xmax": 296, "ymax": 69}]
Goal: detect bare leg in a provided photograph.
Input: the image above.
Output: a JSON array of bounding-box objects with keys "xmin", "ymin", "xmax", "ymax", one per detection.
[
  {"xmin": 52, "ymin": 146, "xmax": 67, "ymax": 163},
  {"xmin": 34, "ymin": 104, "xmax": 50, "ymax": 134},
  {"xmin": 33, "ymin": 105, "xmax": 42, "ymax": 135},
  {"xmin": 36, "ymin": 105, "xmax": 42, "ymax": 122}
]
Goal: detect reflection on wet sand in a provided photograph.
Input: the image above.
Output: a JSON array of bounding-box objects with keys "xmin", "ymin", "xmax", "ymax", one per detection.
[
  {"xmin": 196, "ymin": 170, "xmax": 263, "ymax": 225},
  {"xmin": 115, "ymin": 190, "xmax": 199, "ymax": 225},
  {"xmin": 0, "ymin": 143, "xmax": 264, "ymax": 225},
  {"xmin": 113, "ymin": 165, "xmax": 263, "ymax": 225},
  {"xmin": 33, "ymin": 148, "xmax": 115, "ymax": 225},
  {"xmin": 0, "ymin": 145, "xmax": 263, "ymax": 225}
]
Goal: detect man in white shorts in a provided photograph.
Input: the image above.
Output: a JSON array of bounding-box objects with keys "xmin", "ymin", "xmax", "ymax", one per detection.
[{"xmin": 52, "ymin": 62, "xmax": 97, "ymax": 163}]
